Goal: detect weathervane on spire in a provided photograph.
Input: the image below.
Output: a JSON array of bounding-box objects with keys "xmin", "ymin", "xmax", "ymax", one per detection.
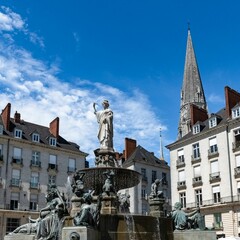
[{"xmin": 187, "ymin": 21, "xmax": 190, "ymax": 31}]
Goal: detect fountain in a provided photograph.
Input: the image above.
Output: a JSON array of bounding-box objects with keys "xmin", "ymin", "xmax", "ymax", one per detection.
[{"xmin": 5, "ymin": 100, "xmax": 173, "ymax": 240}]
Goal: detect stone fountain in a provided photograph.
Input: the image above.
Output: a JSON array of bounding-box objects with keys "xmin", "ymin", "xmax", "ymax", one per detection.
[{"xmin": 5, "ymin": 100, "xmax": 173, "ymax": 240}]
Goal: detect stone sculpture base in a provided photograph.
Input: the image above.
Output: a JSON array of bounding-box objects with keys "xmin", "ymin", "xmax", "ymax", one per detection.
[
  {"xmin": 173, "ymin": 230, "xmax": 216, "ymax": 240},
  {"xmin": 148, "ymin": 197, "xmax": 165, "ymax": 217},
  {"xmin": 70, "ymin": 196, "xmax": 82, "ymax": 217},
  {"xmin": 101, "ymin": 195, "xmax": 117, "ymax": 214},
  {"xmin": 4, "ymin": 234, "xmax": 35, "ymax": 240},
  {"xmin": 62, "ymin": 226, "xmax": 98, "ymax": 240},
  {"xmin": 94, "ymin": 148, "xmax": 116, "ymax": 167}
]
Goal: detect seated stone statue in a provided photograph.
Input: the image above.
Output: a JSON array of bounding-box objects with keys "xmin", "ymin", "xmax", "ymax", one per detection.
[
  {"xmin": 149, "ymin": 179, "xmax": 163, "ymax": 199},
  {"xmin": 73, "ymin": 192, "xmax": 97, "ymax": 227}
]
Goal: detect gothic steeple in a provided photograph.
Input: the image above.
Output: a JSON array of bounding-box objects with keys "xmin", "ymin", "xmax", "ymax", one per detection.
[{"xmin": 178, "ymin": 28, "xmax": 207, "ymax": 139}]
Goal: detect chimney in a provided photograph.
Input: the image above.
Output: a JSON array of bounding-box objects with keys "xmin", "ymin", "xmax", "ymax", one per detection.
[
  {"xmin": 125, "ymin": 138, "xmax": 137, "ymax": 160},
  {"xmin": 14, "ymin": 111, "xmax": 21, "ymax": 123},
  {"xmin": 225, "ymin": 86, "xmax": 240, "ymax": 117},
  {"xmin": 49, "ymin": 117, "xmax": 59, "ymax": 138},
  {"xmin": 1, "ymin": 103, "xmax": 11, "ymax": 131},
  {"xmin": 190, "ymin": 104, "xmax": 208, "ymax": 125}
]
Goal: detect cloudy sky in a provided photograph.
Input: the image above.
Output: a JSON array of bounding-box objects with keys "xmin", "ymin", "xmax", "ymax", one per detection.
[{"xmin": 0, "ymin": 1, "xmax": 240, "ymax": 165}]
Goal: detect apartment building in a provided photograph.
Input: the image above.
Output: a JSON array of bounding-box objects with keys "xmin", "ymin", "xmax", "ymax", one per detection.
[
  {"xmin": 118, "ymin": 138, "xmax": 171, "ymax": 215},
  {"xmin": 166, "ymin": 28, "xmax": 240, "ymax": 238},
  {"xmin": 0, "ymin": 103, "xmax": 88, "ymax": 237}
]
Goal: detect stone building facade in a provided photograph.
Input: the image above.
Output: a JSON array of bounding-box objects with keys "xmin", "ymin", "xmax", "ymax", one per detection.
[
  {"xmin": 0, "ymin": 103, "xmax": 88, "ymax": 238},
  {"xmin": 118, "ymin": 138, "xmax": 171, "ymax": 215},
  {"xmin": 167, "ymin": 28, "xmax": 240, "ymax": 238}
]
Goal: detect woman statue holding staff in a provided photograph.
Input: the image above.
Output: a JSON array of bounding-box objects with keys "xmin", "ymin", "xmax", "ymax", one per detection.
[{"xmin": 93, "ymin": 100, "xmax": 113, "ymax": 150}]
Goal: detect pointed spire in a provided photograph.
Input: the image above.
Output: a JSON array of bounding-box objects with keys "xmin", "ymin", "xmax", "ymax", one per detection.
[
  {"xmin": 159, "ymin": 128, "xmax": 164, "ymax": 160},
  {"xmin": 178, "ymin": 28, "xmax": 207, "ymax": 139}
]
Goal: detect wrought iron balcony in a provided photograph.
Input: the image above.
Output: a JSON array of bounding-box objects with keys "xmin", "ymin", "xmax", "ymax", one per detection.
[
  {"xmin": 209, "ymin": 172, "xmax": 221, "ymax": 183},
  {"xmin": 47, "ymin": 163, "xmax": 58, "ymax": 172},
  {"xmin": 235, "ymin": 167, "xmax": 240, "ymax": 178},
  {"xmin": 10, "ymin": 178, "xmax": 21, "ymax": 187},
  {"xmin": 192, "ymin": 176, "xmax": 202, "ymax": 187},
  {"xmin": 11, "ymin": 157, "xmax": 23, "ymax": 165},
  {"xmin": 191, "ymin": 155, "xmax": 201, "ymax": 164},
  {"xmin": 176, "ymin": 159, "xmax": 185, "ymax": 169},
  {"xmin": 208, "ymin": 147, "xmax": 219, "ymax": 159},
  {"xmin": 177, "ymin": 181, "xmax": 186, "ymax": 190},
  {"xmin": 233, "ymin": 141, "xmax": 240, "ymax": 152}
]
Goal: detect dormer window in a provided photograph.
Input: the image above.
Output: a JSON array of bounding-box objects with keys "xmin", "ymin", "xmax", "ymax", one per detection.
[
  {"xmin": 232, "ymin": 105, "xmax": 240, "ymax": 119},
  {"xmin": 32, "ymin": 133, "xmax": 40, "ymax": 143},
  {"xmin": 49, "ymin": 137, "xmax": 57, "ymax": 147},
  {"xmin": 193, "ymin": 124, "xmax": 200, "ymax": 134},
  {"xmin": 0, "ymin": 124, "xmax": 3, "ymax": 135},
  {"xmin": 14, "ymin": 129, "xmax": 22, "ymax": 139},
  {"xmin": 209, "ymin": 117, "xmax": 217, "ymax": 128}
]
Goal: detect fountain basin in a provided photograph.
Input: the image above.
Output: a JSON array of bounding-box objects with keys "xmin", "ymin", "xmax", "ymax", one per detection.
[{"xmin": 76, "ymin": 167, "xmax": 141, "ymax": 194}]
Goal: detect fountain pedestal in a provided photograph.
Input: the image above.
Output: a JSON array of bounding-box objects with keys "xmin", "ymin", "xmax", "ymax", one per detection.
[
  {"xmin": 149, "ymin": 198, "xmax": 165, "ymax": 217},
  {"xmin": 101, "ymin": 195, "xmax": 118, "ymax": 214},
  {"xmin": 70, "ymin": 196, "xmax": 82, "ymax": 217}
]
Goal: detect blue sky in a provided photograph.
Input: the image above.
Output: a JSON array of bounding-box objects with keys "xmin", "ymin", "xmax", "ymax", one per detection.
[{"xmin": 0, "ymin": 1, "xmax": 240, "ymax": 165}]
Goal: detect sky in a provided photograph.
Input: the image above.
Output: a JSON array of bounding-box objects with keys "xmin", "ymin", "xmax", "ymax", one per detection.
[{"xmin": 0, "ymin": 1, "xmax": 240, "ymax": 166}]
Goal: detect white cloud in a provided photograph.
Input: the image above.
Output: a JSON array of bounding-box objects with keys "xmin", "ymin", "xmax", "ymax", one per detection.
[
  {"xmin": 208, "ymin": 93, "xmax": 224, "ymax": 104},
  {"xmin": 0, "ymin": 7, "xmax": 167, "ymax": 166}
]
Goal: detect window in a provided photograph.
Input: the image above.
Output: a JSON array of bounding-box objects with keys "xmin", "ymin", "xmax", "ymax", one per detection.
[
  {"xmin": 11, "ymin": 169, "xmax": 20, "ymax": 186},
  {"xmin": 30, "ymin": 172, "xmax": 39, "ymax": 188},
  {"xmin": 14, "ymin": 129, "xmax": 22, "ymax": 138},
  {"xmin": 195, "ymin": 189, "xmax": 202, "ymax": 206},
  {"xmin": 68, "ymin": 158, "xmax": 76, "ymax": 172},
  {"xmin": 234, "ymin": 129, "xmax": 240, "ymax": 148},
  {"xmin": 141, "ymin": 168, "xmax": 147, "ymax": 181},
  {"xmin": 49, "ymin": 155, "xmax": 57, "ymax": 170},
  {"xmin": 193, "ymin": 124, "xmax": 200, "ymax": 134},
  {"xmin": 214, "ymin": 213, "xmax": 222, "ymax": 228},
  {"xmin": 152, "ymin": 170, "xmax": 157, "ymax": 183},
  {"xmin": 30, "ymin": 194, "xmax": 38, "ymax": 211},
  {"xmin": 49, "ymin": 175, "xmax": 56, "ymax": 185},
  {"xmin": 236, "ymin": 155, "xmax": 240, "ymax": 168},
  {"xmin": 178, "ymin": 170, "xmax": 185, "ymax": 185},
  {"xmin": 177, "ymin": 149, "xmax": 184, "ymax": 162},
  {"xmin": 209, "ymin": 137, "xmax": 218, "ymax": 153},
  {"xmin": 179, "ymin": 192, "xmax": 186, "ymax": 208},
  {"xmin": 193, "ymin": 165, "xmax": 201, "ymax": 182},
  {"xmin": 6, "ymin": 218, "xmax": 20, "ymax": 234},
  {"xmin": 237, "ymin": 182, "xmax": 240, "ymax": 195},
  {"xmin": 13, "ymin": 147, "xmax": 22, "ymax": 162},
  {"xmin": 209, "ymin": 117, "xmax": 217, "ymax": 128},
  {"xmin": 32, "ymin": 133, "xmax": 40, "ymax": 143},
  {"xmin": 0, "ymin": 124, "xmax": 3, "ymax": 135},
  {"xmin": 49, "ymin": 137, "xmax": 56, "ymax": 146},
  {"xmin": 162, "ymin": 172, "xmax": 167, "ymax": 184},
  {"xmin": 32, "ymin": 151, "xmax": 40, "ymax": 166},
  {"xmin": 212, "ymin": 185, "xmax": 221, "ymax": 203},
  {"xmin": 141, "ymin": 186, "xmax": 146, "ymax": 198},
  {"xmin": 232, "ymin": 106, "xmax": 240, "ymax": 119},
  {"xmin": 193, "ymin": 143, "xmax": 200, "ymax": 159},
  {"xmin": 210, "ymin": 160, "xmax": 219, "ymax": 179},
  {"xmin": 10, "ymin": 192, "xmax": 19, "ymax": 210}
]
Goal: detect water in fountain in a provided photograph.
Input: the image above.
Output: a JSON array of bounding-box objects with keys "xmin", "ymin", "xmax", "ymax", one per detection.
[{"xmin": 124, "ymin": 214, "xmax": 136, "ymax": 240}]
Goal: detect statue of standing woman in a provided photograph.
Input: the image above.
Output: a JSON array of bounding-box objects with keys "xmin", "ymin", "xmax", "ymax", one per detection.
[{"xmin": 93, "ymin": 100, "xmax": 113, "ymax": 150}]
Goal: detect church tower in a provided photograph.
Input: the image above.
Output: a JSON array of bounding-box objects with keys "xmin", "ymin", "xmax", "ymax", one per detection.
[{"xmin": 178, "ymin": 28, "xmax": 207, "ymax": 139}]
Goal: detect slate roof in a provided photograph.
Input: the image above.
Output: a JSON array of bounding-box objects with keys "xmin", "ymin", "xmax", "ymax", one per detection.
[
  {"xmin": 123, "ymin": 145, "xmax": 169, "ymax": 168},
  {"xmin": 0, "ymin": 117, "xmax": 88, "ymax": 155}
]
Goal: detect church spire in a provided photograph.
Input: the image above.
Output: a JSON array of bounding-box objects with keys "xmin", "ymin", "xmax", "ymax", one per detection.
[{"xmin": 178, "ymin": 28, "xmax": 207, "ymax": 139}]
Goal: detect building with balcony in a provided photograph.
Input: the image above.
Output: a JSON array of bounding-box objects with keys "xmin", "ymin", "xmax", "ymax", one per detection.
[
  {"xmin": 118, "ymin": 138, "xmax": 171, "ymax": 215},
  {"xmin": 0, "ymin": 103, "xmax": 88, "ymax": 236},
  {"xmin": 166, "ymin": 28, "xmax": 240, "ymax": 238}
]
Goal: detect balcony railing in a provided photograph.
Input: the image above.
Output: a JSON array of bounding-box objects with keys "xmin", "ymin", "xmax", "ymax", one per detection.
[
  {"xmin": 30, "ymin": 182, "xmax": 40, "ymax": 189},
  {"xmin": 235, "ymin": 167, "xmax": 240, "ymax": 178},
  {"xmin": 191, "ymin": 155, "xmax": 201, "ymax": 164},
  {"xmin": 10, "ymin": 178, "xmax": 21, "ymax": 187},
  {"xmin": 177, "ymin": 181, "xmax": 186, "ymax": 190},
  {"xmin": 233, "ymin": 142, "xmax": 240, "ymax": 152},
  {"xmin": 12, "ymin": 157, "xmax": 23, "ymax": 165},
  {"xmin": 67, "ymin": 167, "xmax": 76, "ymax": 173},
  {"xmin": 192, "ymin": 176, "xmax": 203, "ymax": 187},
  {"xmin": 176, "ymin": 160, "xmax": 185, "ymax": 168},
  {"xmin": 30, "ymin": 160, "xmax": 41, "ymax": 168},
  {"xmin": 209, "ymin": 172, "xmax": 221, "ymax": 183},
  {"xmin": 48, "ymin": 163, "xmax": 58, "ymax": 171},
  {"xmin": 208, "ymin": 147, "xmax": 219, "ymax": 159}
]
